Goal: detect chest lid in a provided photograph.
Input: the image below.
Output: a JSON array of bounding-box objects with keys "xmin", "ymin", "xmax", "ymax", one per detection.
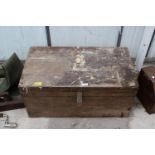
[
  {"xmin": 19, "ymin": 47, "xmax": 138, "ymax": 90},
  {"xmin": 140, "ymin": 66, "xmax": 155, "ymax": 81}
]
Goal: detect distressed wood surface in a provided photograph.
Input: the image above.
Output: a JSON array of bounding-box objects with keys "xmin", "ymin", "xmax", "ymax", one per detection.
[
  {"xmin": 19, "ymin": 47, "xmax": 138, "ymax": 89},
  {"xmin": 20, "ymin": 47, "xmax": 138, "ymax": 117}
]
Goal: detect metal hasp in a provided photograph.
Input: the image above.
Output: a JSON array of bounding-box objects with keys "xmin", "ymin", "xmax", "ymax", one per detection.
[{"xmin": 77, "ymin": 92, "xmax": 82, "ymax": 106}]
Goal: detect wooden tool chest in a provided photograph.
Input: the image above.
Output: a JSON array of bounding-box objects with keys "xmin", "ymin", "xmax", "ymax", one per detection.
[{"xmin": 19, "ymin": 47, "xmax": 138, "ymax": 117}]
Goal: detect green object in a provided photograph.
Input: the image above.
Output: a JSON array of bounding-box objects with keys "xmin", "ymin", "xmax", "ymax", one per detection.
[{"xmin": 0, "ymin": 53, "xmax": 23, "ymax": 93}]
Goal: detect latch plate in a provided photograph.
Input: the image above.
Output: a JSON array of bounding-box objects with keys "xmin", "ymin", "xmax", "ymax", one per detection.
[{"xmin": 77, "ymin": 92, "xmax": 82, "ymax": 106}]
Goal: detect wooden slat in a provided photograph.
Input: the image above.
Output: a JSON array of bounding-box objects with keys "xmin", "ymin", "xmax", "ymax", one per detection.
[
  {"xmin": 19, "ymin": 87, "xmax": 137, "ymax": 97},
  {"xmin": 24, "ymin": 96, "xmax": 133, "ymax": 117}
]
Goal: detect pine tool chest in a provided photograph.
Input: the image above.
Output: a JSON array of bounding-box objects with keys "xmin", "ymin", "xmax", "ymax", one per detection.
[{"xmin": 19, "ymin": 47, "xmax": 138, "ymax": 117}]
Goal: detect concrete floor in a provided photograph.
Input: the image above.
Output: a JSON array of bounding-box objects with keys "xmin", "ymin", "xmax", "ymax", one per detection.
[{"xmin": 0, "ymin": 101, "xmax": 155, "ymax": 129}]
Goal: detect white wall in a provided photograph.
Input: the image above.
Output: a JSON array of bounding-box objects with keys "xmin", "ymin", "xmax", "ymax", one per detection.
[
  {"xmin": 50, "ymin": 26, "xmax": 121, "ymax": 47},
  {"xmin": 0, "ymin": 26, "xmax": 47, "ymax": 60},
  {"xmin": 0, "ymin": 26, "xmax": 155, "ymax": 70}
]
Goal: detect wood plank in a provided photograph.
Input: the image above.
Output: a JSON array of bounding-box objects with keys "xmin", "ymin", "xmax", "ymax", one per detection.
[
  {"xmin": 19, "ymin": 87, "xmax": 137, "ymax": 97},
  {"xmin": 0, "ymin": 97, "xmax": 25, "ymax": 112},
  {"xmin": 24, "ymin": 96, "xmax": 134, "ymax": 107},
  {"xmin": 24, "ymin": 96, "xmax": 133, "ymax": 117}
]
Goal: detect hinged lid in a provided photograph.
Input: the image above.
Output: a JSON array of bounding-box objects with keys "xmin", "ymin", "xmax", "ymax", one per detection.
[{"xmin": 19, "ymin": 47, "xmax": 138, "ymax": 95}]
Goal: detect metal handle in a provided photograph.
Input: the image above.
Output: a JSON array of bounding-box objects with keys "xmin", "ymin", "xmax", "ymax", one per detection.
[{"xmin": 77, "ymin": 92, "xmax": 82, "ymax": 106}]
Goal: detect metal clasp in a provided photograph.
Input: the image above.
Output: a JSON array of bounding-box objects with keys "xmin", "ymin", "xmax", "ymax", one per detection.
[{"xmin": 77, "ymin": 92, "xmax": 82, "ymax": 106}]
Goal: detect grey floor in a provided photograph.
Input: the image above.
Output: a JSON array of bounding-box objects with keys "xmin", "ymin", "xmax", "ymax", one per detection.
[{"xmin": 0, "ymin": 101, "xmax": 154, "ymax": 129}]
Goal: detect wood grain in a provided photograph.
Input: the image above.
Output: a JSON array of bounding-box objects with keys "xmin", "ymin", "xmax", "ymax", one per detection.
[{"xmin": 19, "ymin": 47, "xmax": 138, "ymax": 117}]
